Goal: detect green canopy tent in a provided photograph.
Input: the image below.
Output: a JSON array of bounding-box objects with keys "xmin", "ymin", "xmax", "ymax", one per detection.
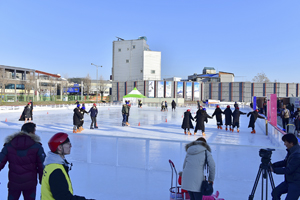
[{"xmin": 123, "ymin": 87, "xmax": 146, "ymax": 104}]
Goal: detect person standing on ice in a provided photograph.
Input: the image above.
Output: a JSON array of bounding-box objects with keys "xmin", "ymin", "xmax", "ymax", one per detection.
[
  {"xmin": 73, "ymin": 104, "xmax": 83, "ymax": 133},
  {"xmin": 247, "ymin": 109, "xmax": 265, "ymax": 133},
  {"xmin": 231, "ymin": 107, "xmax": 246, "ymax": 133},
  {"xmin": 223, "ymin": 105, "xmax": 233, "ymax": 131},
  {"xmin": 88, "ymin": 103, "xmax": 98, "ymax": 129},
  {"xmin": 194, "ymin": 107, "xmax": 212, "ymax": 136},
  {"xmin": 171, "ymin": 100, "xmax": 176, "ymax": 111},
  {"xmin": 161, "ymin": 101, "xmax": 165, "ymax": 111},
  {"xmin": 122, "ymin": 101, "xmax": 129, "ymax": 126},
  {"xmin": 212, "ymin": 105, "xmax": 224, "ymax": 129},
  {"xmin": 165, "ymin": 101, "xmax": 168, "ymax": 111},
  {"xmin": 0, "ymin": 122, "xmax": 45, "ymax": 200},
  {"xmin": 41, "ymin": 132, "xmax": 95, "ymax": 200},
  {"xmin": 181, "ymin": 137, "xmax": 215, "ymax": 200},
  {"xmin": 78, "ymin": 105, "xmax": 88, "ymax": 131},
  {"xmin": 126, "ymin": 100, "xmax": 131, "ymax": 126},
  {"xmin": 19, "ymin": 102, "xmax": 33, "ymax": 123},
  {"xmin": 181, "ymin": 109, "xmax": 194, "ymax": 135}
]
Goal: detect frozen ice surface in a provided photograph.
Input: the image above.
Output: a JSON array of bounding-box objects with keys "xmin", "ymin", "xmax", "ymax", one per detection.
[{"xmin": 0, "ymin": 105, "xmax": 288, "ymax": 200}]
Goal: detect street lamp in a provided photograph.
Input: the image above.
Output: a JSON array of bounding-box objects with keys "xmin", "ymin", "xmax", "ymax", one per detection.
[{"xmin": 91, "ymin": 63, "xmax": 102, "ymax": 103}]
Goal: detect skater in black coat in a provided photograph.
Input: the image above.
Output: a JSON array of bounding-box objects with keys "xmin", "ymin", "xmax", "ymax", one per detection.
[
  {"xmin": 232, "ymin": 107, "xmax": 246, "ymax": 132},
  {"xmin": 247, "ymin": 109, "xmax": 266, "ymax": 133},
  {"xmin": 73, "ymin": 104, "xmax": 83, "ymax": 133},
  {"xmin": 79, "ymin": 106, "xmax": 88, "ymax": 131},
  {"xmin": 212, "ymin": 105, "xmax": 224, "ymax": 129},
  {"xmin": 234, "ymin": 102, "xmax": 238, "ymax": 109},
  {"xmin": 223, "ymin": 105, "xmax": 233, "ymax": 131},
  {"xmin": 171, "ymin": 100, "xmax": 176, "ymax": 111},
  {"xmin": 19, "ymin": 102, "xmax": 33, "ymax": 123},
  {"xmin": 194, "ymin": 108, "xmax": 212, "ymax": 136},
  {"xmin": 181, "ymin": 109, "xmax": 194, "ymax": 135}
]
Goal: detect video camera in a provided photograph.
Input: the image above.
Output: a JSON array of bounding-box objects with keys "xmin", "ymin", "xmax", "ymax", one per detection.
[{"xmin": 259, "ymin": 148, "xmax": 275, "ymax": 165}]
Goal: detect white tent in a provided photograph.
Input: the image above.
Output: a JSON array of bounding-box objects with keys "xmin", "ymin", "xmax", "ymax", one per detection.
[{"xmin": 122, "ymin": 87, "xmax": 146, "ymax": 104}]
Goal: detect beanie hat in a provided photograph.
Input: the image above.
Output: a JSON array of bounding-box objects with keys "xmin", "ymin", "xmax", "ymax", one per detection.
[
  {"xmin": 203, "ymin": 108, "xmax": 206, "ymax": 111},
  {"xmin": 187, "ymin": 109, "xmax": 191, "ymax": 112},
  {"xmin": 82, "ymin": 106, "xmax": 85, "ymax": 110},
  {"xmin": 77, "ymin": 104, "xmax": 80, "ymax": 108},
  {"xmin": 93, "ymin": 103, "xmax": 96, "ymax": 107},
  {"xmin": 216, "ymin": 105, "xmax": 219, "ymax": 108},
  {"xmin": 227, "ymin": 105, "xmax": 230, "ymax": 108}
]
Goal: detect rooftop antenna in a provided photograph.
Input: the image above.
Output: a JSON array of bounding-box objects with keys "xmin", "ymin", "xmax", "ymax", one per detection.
[{"xmin": 116, "ymin": 36, "xmax": 124, "ymax": 41}]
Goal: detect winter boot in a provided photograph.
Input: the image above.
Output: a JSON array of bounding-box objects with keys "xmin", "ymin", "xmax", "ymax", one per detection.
[
  {"xmin": 225, "ymin": 127, "xmax": 228, "ymax": 131},
  {"xmin": 253, "ymin": 129, "xmax": 256, "ymax": 133},
  {"xmin": 231, "ymin": 128, "xmax": 234, "ymax": 132},
  {"xmin": 217, "ymin": 126, "xmax": 220, "ymax": 129},
  {"xmin": 220, "ymin": 126, "xmax": 223, "ymax": 129},
  {"xmin": 126, "ymin": 122, "xmax": 130, "ymax": 126},
  {"xmin": 94, "ymin": 126, "xmax": 98, "ymax": 129},
  {"xmin": 184, "ymin": 131, "xmax": 187, "ymax": 135},
  {"xmin": 251, "ymin": 130, "xmax": 255, "ymax": 134},
  {"xmin": 188, "ymin": 131, "xmax": 191, "ymax": 135},
  {"xmin": 90, "ymin": 126, "xmax": 94, "ymax": 129},
  {"xmin": 73, "ymin": 130, "xmax": 76, "ymax": 133},
  {"xmin": 194, "ymin": 132, "xmax": 197, "ymax": 135},
  {"xmin": 202, "ymin": 132, "xmax": 206, "ymax": 136},
  {"xmin": 237, "ymin": 129, "xmax": 240, "ymax": 133}
]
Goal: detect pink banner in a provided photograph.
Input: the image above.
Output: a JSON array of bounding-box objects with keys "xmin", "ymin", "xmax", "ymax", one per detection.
[{"xmin": 268, "ymin": 94, "xmax": 277, "ymax": 127}]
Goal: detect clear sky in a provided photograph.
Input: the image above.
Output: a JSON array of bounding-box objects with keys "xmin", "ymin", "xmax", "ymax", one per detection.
[{"xmin": 1, "ymin": 0, "xmax": 299, "ymax": 83}]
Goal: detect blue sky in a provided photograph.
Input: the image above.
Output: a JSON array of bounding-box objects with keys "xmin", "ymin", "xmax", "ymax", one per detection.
[{"xmin": 0, "ymin": 0, "xmax": 299, "ymax": 82}]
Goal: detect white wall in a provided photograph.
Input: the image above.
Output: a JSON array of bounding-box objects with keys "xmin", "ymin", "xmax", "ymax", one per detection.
[
  {"xmin": 220, "ymin": 74, "xmax": 234, "ymax": 82},
  {"xmin": 143, "ymin": 51, "xmax": 161, "ymax": 80}
]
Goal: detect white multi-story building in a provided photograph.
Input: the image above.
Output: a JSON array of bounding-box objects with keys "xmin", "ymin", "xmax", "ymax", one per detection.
[{"xmin": 112, "ymin": 37, "xmax": 161, "ymax": 82}]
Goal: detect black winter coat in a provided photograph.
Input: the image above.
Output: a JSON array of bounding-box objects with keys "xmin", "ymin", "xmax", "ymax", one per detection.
[
  {"xmin": 293, "ymin": 111, "xmax": 300, "ymax": 131},
  {"xmin": 232, "ymin": 109, "xmax": 246, "ymax": 128},
  {"xmin": 194, "ymin": 110, "xmax": 212, "ymax": 132},
  {"xmin": 172, "ymin": 101, "xmax": 176, "ymax": 109},
  {"xmin": 223, "ymin": 108, "xmax": 233, "ymax": 126},
  {"xmin": 212, "ymin": 108, "xmax": 223, "ymax": 125},
  {"xmin": 73, "ymin": 108, "xmax": 83, "ymax": 125},
  {"xmin": 273, "ymin": 144, "xmax": 300, "ymax": 186},
  {"xmin": 247, "ymin": 110, "xmax": 265, "ymax": 128},
  {"xmin": 19, "ymin": 102, "xmax": 33, "ymax": 121},
  {"xmin": 181, "ymin": 111, "xmax": 194, "ymax": 129}
]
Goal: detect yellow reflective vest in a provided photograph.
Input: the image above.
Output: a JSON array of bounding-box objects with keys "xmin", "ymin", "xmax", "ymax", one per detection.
[{"xmin": 41, "ymin": 163, "xmax": 73, "ymax": 200}]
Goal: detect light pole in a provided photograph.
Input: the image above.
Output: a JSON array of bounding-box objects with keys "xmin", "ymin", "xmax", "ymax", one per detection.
[{"xmin": 91, "ymin": 63, "xmax": 102, "ymax": 103}]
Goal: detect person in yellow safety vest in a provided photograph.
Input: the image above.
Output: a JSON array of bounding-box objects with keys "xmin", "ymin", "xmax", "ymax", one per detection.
[{"xmin": 41, "ymin": 132, "xmax": 95, "ymax": 200}]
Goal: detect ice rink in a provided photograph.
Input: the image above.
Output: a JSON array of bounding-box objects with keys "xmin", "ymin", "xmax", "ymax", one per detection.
[{"xmin": 0, "ymin": 104, "xmax": 288, "ymax": 200}]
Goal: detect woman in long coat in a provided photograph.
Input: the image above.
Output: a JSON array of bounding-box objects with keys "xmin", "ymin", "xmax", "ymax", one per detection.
[
  {"xmin": 19, "ymin": 102, "xmax": 33, "ymax": 123},
  {"xmin": 223, "ymin": 105, "xmax": 233, "ymax": 131},
  {"xmin": 212, "ymin": 105, "xmax": 223, "ymax": 129},
  {"xmin": 232, "ymin": 107, "xmax": 246, "ymax": 132},
  {"xmin": 247, "ymin": 109, "xmax": 265, "ymax": 133},
  {"xmin": 181, "ymin": 137, "xmax": 215, "ymax": 200},
  {"xmin": 181, "ymin": 109, "xmax": 194, "ymax": 135},
  {"xmin": 73, "ymin": 104, "xmax": 83, "ymax": 133},
  {"xmin": 194, "ymin": 108, "xmax": 212, "ymax": 136},
  {"xmin": 171, "ymin": 100, "xmax": 176, "ymax": 111}
]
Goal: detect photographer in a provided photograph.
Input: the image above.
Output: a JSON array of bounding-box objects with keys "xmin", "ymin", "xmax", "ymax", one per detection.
[{"xmin": 271, "ymin": 134, "xmax": 300, "ymax": 200}]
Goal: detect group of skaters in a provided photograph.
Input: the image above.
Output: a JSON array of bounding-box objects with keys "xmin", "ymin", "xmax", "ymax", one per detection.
[
  {"xmin": 280, "ymin": 104, "xmax": 300, "ymax": 136},
  {"xmin": 182, "ymin": 103, "xmax": 266, "ymax": 136},
  {"xmin": 121, "ymin": 100, "xmax": 131, "ymax": 126},
  {"xmin": 0, "ymin": 123, "xmax": 95, "ymax": 200},
  {"xmin": 161, "ymin": 100, "xmax": 177, "ymax": 111},
  {"xmin": 73, "ymin": 101, "xmax": 98, "ymax": 133}
]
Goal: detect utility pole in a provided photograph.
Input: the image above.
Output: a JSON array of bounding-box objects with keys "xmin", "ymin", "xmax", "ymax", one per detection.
[{"xmin": 91, "ymin": 63, "xmax": 102, "ymax": 103}]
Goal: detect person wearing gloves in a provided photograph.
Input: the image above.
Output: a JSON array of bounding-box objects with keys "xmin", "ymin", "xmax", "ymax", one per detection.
[
  {"xmin": 181, "ymin": 137, "xmax": 215, "ymax": 200},
  {"xmin": 0, "ymin": 122, "xmax": 45, "ymax": 200},
  {"xmin": 41, "ymin": 132, "xmax": 95, "ymax": 200},
  {"xmin": 88, "ymin": 103, "xmax": 98, "ymax": 129}
]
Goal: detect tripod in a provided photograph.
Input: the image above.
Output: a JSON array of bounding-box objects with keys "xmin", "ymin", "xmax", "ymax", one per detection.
[{"xmin": 249, "ymin": 157, "xmax": 275, "ymax": 200}]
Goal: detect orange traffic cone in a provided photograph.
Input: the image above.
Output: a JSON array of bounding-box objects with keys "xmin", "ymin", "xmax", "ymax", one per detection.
[
  {"xmin": 138, "ymin": 122, "xmax": 140, "ymax": 126},
  {"xmin": 5, "ymin": 118, "xmax": 7, "ymax": 122},
  {"xmin": 47, "ymin": 112, "xmax": 49, "ymax": 114},
  {"xmin": 165, "ymin": 119, "xmax": 167, "ymax": 122}
]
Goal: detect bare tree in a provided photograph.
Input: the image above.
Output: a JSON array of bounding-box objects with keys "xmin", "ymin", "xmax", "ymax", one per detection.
[
  {"xmin": 23, "ymin": 71, "xmax": 35, "ymax": 101},
  {"xmin": 252, "ymin": 72, "xmax": 270, "ymax": 83},
  {"xmin": 98, "ymin": 75, "xmax": 108, "ymax": 102},
  {"xmin": 83, "ymin": 74, "xmax": 92, "ymax": 99},
  {"xmin": 0, "ymin": 68, "xmax": 9, "ymax": 103}
]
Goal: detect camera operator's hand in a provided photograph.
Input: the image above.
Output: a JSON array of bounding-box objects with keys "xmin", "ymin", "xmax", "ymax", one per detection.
[{"xmin": 269, "ymin": 163, "xmax": 274, "ymax": 172}]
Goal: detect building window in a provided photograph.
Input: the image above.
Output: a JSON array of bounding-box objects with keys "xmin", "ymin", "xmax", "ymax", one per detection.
[
  {"xmin": 151, "ymin": 70, "xmax": 155, "ymax": 74},
  {"xmin": 126, "ymin": 59, "xmax": 129, "ymax": 63},
  {"xmin": 5, "ymin": 84, "xmax": 15, "ymax": 89},
  {"xmin": 16, "ymin": 84, "xmax": 25, "ymax": 89},
  {"xmin": 118, "ymin": 48, "xmax": 121, "ymax": 52},
  {"xmin": 133, "ymin": 45, "xmax": 135, "ymax": 49}
]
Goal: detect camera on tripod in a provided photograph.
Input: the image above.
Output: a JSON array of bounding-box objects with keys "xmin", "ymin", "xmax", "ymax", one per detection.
[{"xmin": 259, "ymin": 148, "xmax": 275, "ymax": 159}]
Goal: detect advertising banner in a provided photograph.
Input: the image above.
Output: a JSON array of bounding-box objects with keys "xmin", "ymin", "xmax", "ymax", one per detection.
[
  {"xmin": 268, "ymin": 94, "xmax": 277, "ymax": 127},
  {"xmin": 158, "ymin": 81, "xmax": 164, "ymax": 98},
  {"xmin": 194, "ymin": 82, "xmax": 200, "ymax": 100},
  {"xmin": 186, "ymin": 82, "xmax": 192, "ymax": 100},
  {"xmin": 148, "ymin": 81, "xmax": 154, "ymax": 98},
  {"xmin": 177, "ymin": 82, "xmax": 183, "ymax": 98},
  {"xmin": 166, "ymin": 82, "xmax": 171, "ymax": 98}
]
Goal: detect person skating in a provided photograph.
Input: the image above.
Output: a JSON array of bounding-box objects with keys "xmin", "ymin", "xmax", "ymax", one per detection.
[
  {"xmin": 161, "ymin": 101, "xmax": 165, "ymax": 112},
  {"xmin": 181, "ymin": 109, "xmax": 194, "ymax": 135},
  {"xmin": 41, "ymin": 132, "xmax": 95, "ymax": 200},
  {"xmin": 234, "ymin": 102, "xmax": 238, "ymax": 109},
  {"xmin": 19, "ymin": 102, "xmax": 33, "ymax": 123},
  {"xmin": 212, "ymin": 105, "xmax": 224, "ymax": 129},
  {"xmin": 126, "ymin": 100, "xmax": 131, "ymax": 126},
  {"xmin": 88, "ymin": 103, "xmax": 98, "ymax": 129},
  {"xmin": 194, "ymin": 107, "xmax": 212, "ymax": 136},
  {"xmin": 171, "ymin": 100, "xmax": 176, "ymax": 111},
  {"xmin": 247, "ymin": 109, "xmax": 266, "ymax": 133},
  {"xmin": 78, "ymin": 105, "xmax": 88, "ymax": 131},
  {"xmin": 0, "ymin": 123, "xmax": 45, "ymax": 200},
  {"xmin": 232, "ymin": 107, "xmax": 246, "ymax": 132},
  {"xmin": 223, "ymin": 105, "xmax": 233, "ymax": 131},
  {"xmin": 122, "ymin": 102, "xmax": 129, "ymax": 126},
  {"xmin": 197, "ymin": 100, "xmax": 201, "ymax": 110},
  {"xmin": 73, "ymin": 104, "xmax": 83, "ymax": 133},
  {"xmin": 165, "ymin": 101, "xmax": 168, "ymax": 111}
]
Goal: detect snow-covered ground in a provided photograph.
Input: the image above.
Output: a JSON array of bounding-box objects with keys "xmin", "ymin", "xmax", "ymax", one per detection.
[{"xmin": 0, "ymin": 105, "xmax": 287, "ymax": 200}]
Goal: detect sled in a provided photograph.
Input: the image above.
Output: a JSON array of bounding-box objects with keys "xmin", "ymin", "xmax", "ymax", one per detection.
[{"xmin": 169, "ymin": 159, "xmax": 189, "ymax": 200}]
